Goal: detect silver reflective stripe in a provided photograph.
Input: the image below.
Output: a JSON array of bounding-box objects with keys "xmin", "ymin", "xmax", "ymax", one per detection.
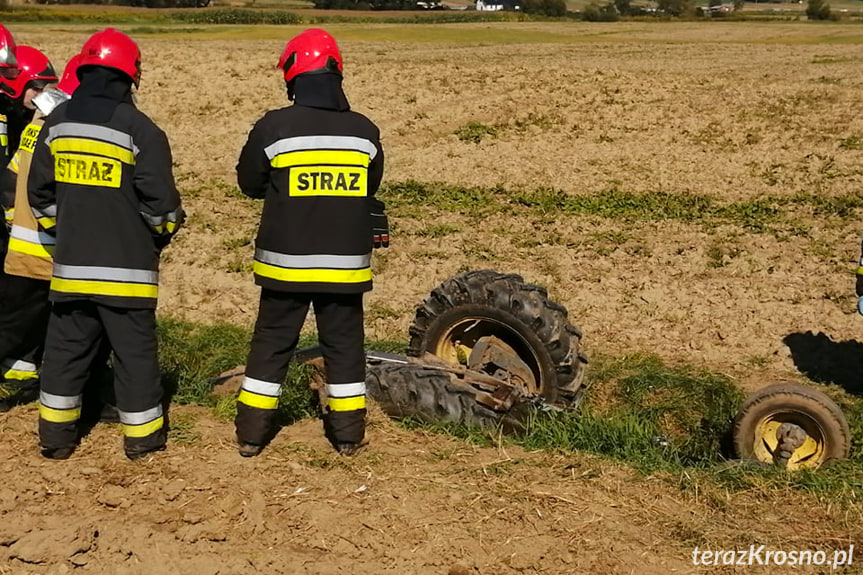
[
  {"xmin": 0, "ymin": 123, "xmax": 6, "ymax": 135},
  {"xmin": 3, "ymin": 359, "xmax": 38, "ymax": 372},
  {"xmin": 255, "ymin": 249, "xmax": 371, "ymax": 270},
  {"xmin": 326, "ymin": 382, "xmax": 366, "ymax": 398},
  {"xmin": 140, "ymin": 208, "xmax": 182, "ymax": 226},
  {"xmin": 11, "ymin": 225, "xmax": 56, "ymax": 245},
  {"xmin": 33, "ymin": 204, "xmax": 56, "ymax": 217},
  {"xmin": 264, "ymin": 136, "xmax": 378, "ymax": 161},
  {"xmin": 241, "ymin": 377, "xmax": 282, "ymax": 397},
  {"xmin": 53, "ymin": 264, "xmax": 158, "ymax": 284},
  {"xmin": 40, "ymin": 391, "xmax": 82, "ymax": 409},
  {"xmin": 118, "ymin": 405, "xmax": 163, "ymax": 426},
  {"xmin": 47, "ymin": 122, "xmax": 138, "ymax": 155}
]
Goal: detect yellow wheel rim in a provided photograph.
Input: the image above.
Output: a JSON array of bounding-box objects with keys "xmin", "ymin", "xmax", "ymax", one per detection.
[
  {"xmin": 752, "ymin": 411, "xmax": 826, "ymax": 470},
  {"xmin": 433, "ymin": 316, "xmax": 542, "ymax": 395}
]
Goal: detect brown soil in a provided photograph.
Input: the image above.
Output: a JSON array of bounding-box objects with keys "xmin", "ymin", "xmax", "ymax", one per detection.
[
  {"xmin": 3, "ymin": 21, "xmax": 863, "ymax": 573},
  {"xmin": 1, "ymin": 404, "xmax": 860, "ymax": 574}
]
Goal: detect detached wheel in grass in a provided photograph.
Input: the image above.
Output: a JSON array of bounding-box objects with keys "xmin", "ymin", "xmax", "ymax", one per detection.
[
  {"xmin": 733, "ymin": 383, "xmax": 850, "ymax": 470},
  {"xmin": 366, "ymin": 363, "xmax": 528, "ymax": 433},
  {"xmin": 407, "ymin": 270, "xmax": 587, "ymax": 405}
]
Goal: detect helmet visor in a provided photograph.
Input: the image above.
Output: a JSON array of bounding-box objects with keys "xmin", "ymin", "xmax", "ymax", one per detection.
[{"xmin": 0, "ymin": 66, "xmax": 19, "ymax": 80}]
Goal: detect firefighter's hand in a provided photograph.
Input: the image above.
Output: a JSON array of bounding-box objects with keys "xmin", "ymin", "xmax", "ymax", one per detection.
[{"xmin": 369, "ymin": 198, "xmax": 389, "ymax": 249}]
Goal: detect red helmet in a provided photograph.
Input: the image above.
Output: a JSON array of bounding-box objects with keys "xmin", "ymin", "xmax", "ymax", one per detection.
[
  {"xmin": 79, "ymin": 28, "xmax": 141, "ymax": 87},
  {"xmin": 0, "ymin": 46, "xmax": 57, "ymax": 100},
  {"xmin": 278, "ymin": 28, "xmax": 343, "ymax": 84},
  {"xmin": 58, "ymin": 53, "xmax": 83, "ymax": 95},
  {"xmin": 0, "ymin": 24, "xmax": 16, "ymax": 69}
]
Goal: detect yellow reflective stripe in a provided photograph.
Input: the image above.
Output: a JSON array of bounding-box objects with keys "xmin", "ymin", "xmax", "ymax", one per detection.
[
  {"xmin": 4, "ymin": 208, "xmax": 12, "ymax": 223},
  {"xmin": 51, "ymin": 277, "xmax": 158, "ymax": 299},
  {"xmin": 37, "ymin": 216, "xmax": 56, "ymax": 229},
  {"xmin": 328, "ymin": 396, "xmax": 366, "ymax": 412},
  {"xmin": 122, "ymin": 415, "xmax": 164, "ymax": 438},
  {"xmin": 50, "ymin": 137, "xmax": 135, "ymax": 165},
  {"xmin": 238, "ymin": 389, "xmax": 279, "ymax": 410},
  {"xmin": 8, "ymin": 237, "xmax": 54, "ymax": 258},
  {"xmin": 271, "ymin": 150, "xmax": 370, "ymax": 169},
  {"xmin": 39, "ymin": 404, "xmax": 81, "ymax": 423},
  {"xmin": 253, "ymin": 261, "xmax": 372, "ymax": 284},
  {"xmin": 8, "ymin": 152, "xmax": 18, "ymax": 173},
  {"xmin": 152, "ymin": 221, "xmax": 178, "ymax": 234},
  {"xmin": 4, "ymin": 368, "xmax": 37, "ymax": 381}
]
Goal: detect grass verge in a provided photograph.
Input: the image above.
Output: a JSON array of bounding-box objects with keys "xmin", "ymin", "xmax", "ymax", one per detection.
[
  {"xmin": 156, "ymin": 316, "xmax": 863, "ymax": 505},
  {"xmin": 381, "ymin": 180, "xmax": 863, "ymax": 233}
]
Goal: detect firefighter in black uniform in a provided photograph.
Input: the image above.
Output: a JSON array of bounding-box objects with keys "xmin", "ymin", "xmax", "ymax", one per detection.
[
  {"xmin": 0, "ymin": 46, "xmax": 60, "ymax": 409},
  {"xmin": 28, "ymin": 29, "xmax": 184, "ymax": 460},
  {"xmin": 234, "ymin": 28, "xmax": 388, "ymax": 457},
  {"xmin": 0, "ymin": 46, "xmax": 59, "ymax": 406}
]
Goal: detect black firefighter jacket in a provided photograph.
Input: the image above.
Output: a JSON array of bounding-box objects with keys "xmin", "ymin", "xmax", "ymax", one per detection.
[
  {"xmin": 237, "ymin": 103, "xmax": 384, "ymax": 294},
  {"xmin": 27, "ymin": 100, "xmax": 184, "ymax": 309}
]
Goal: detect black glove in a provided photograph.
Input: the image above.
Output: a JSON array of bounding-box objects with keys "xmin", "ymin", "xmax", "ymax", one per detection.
[{"xmin": 369, "ymin": 197, "xmax": 389, "ymax": 249}]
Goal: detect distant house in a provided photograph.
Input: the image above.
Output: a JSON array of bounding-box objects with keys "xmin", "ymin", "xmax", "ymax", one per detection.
[{"xmin": 476, "ymin": 0, "xmax": 520, "ymax": 10}]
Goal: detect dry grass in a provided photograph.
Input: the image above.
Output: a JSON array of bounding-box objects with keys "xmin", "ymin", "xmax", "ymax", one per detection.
[{"xmin": 11, "ymin": 20, "xmax": 862, "ymax": 380}]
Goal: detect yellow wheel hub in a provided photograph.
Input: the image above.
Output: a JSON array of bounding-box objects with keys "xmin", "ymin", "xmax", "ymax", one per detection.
[{"xmin": 752, "ymin": 412, "xmax": 825, "ymax": 470}]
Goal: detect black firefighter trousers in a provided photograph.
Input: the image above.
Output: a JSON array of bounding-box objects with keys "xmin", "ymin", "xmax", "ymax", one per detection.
[
  {"xmin": 38, "ymin": 301, "xmax": 165, "ymax": 456},
  {"xmin": 235, "ymin": 290, "xmax": 366, "ymax": 447},
  {"xmin": 0, "ymin": 270, "xmax": 50, "ymax": 385}
]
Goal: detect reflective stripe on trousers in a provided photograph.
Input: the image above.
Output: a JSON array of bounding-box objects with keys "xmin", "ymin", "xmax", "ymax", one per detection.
[
  {"xmin": 2, "ymin": 358, "xmax": 38, "ymax": 381},
  {"xmin": 119, "ymin": 405, "xmax": 164, "ymax": 438},
  {"xmin": 237, "ymin": 377, "xmax": 281, "ymax": 410},
  {"xmin": 326, "ymin": 381, "xmax": 366, "ymax": 412},
  {"xmin": 39, "ymin": 391, "xmax": 82, "ymax": 423}
]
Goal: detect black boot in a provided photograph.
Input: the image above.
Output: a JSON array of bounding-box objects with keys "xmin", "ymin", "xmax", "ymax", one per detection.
[{"xmin": 0, "ymin": 380, "xmax": 40, "ymax": 413}]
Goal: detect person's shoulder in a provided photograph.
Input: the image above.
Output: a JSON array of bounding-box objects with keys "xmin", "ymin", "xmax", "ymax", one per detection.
[
  {"xmin": 258, "ymin": 106, "xmax": 296, "ymax": 124},
  {"xmin": 114, "ymin": 104, "xmax": 171, "ymax": 148},
  {"xmin": 345, "ymin": 110, "xmax": 381, "ymax": 139}
]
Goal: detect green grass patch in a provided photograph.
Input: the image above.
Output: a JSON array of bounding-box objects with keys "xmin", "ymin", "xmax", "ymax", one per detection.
[
  {"xmin": 157, "ymin": 317, "xmax": 404, "ymax": 425},
  {"xmin": 514, "ymin": 354, "xmax": 745, "ymax": 472},
  {"xmin": 455, "ymin": 122, "xmax": 498, "ymax": 144},
  {"xmin": 380, "ymin": 180, "xmax": 863, "ymax": 233}
]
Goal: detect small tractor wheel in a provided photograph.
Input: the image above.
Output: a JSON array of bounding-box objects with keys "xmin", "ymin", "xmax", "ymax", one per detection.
[
  {"xmin": 733, "ymin": 383, "xmax": 850, "ymax": 470},
  {"xmin": 408, "ymin": 270, "xmax": 587, "ymax": 405}
]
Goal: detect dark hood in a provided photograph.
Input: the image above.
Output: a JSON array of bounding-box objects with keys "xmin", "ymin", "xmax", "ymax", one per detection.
[
  {"xmin": 289, "ymin": 73, "xmax": 350, "ymax": 112},
  {"xmin": 67, "ymin": 66, "xmax": 134, "ymax": 123}
]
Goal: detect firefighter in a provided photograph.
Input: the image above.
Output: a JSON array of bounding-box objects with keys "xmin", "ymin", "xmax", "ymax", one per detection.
[
  {"xmin": 0, "ymin": 46, "xmax": 59, "ymax": 409},
  {"xmin": 0, "ymin": 24, "xmax": 17, "ymax": 169},
  {"xmin": 234, "ymin": 28, "xmax": 388, "ymax": 457},
  {"xmin": 28, "ymin": 29, "xmax": 184, "ymax": 460}
]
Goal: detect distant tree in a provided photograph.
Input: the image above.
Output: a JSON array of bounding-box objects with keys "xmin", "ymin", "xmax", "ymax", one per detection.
[
  {"xmin": 732, "ymin": 0, "xmax": 744, "ymax": 11},
  {"xmin": 709, "ymin": 0, "xmax": 721, "ymax": 6},
  {"xmin": 613, "ymin": 0, "xmax": 631, "ymax": 15},
  {"xmin": 657, "ymin": 0, "xmax": 695, "ymax": 16},
  {"xmin": 581, "ymin": 1, "xmax": 619, "ymax": 20},
  {"xmin": 806, "ymin": 0, "xmax": 831, "ymax": 19},
  {"xmin": 522, "ymin": 0, "xmax": 567, "ymax": 15}
]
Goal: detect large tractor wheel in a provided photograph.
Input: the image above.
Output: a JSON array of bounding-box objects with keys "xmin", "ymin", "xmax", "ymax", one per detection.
[
  {"xmin": 732, "ymin": 383, "xmax": 851, "ymax": 470},
  {"xmin": 407, "ymin": 270, "xmax": 587, "ymax": 405},
  {"xmin": 366, "ymin": 363, "xmax": 529, "ymax": 433}
]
